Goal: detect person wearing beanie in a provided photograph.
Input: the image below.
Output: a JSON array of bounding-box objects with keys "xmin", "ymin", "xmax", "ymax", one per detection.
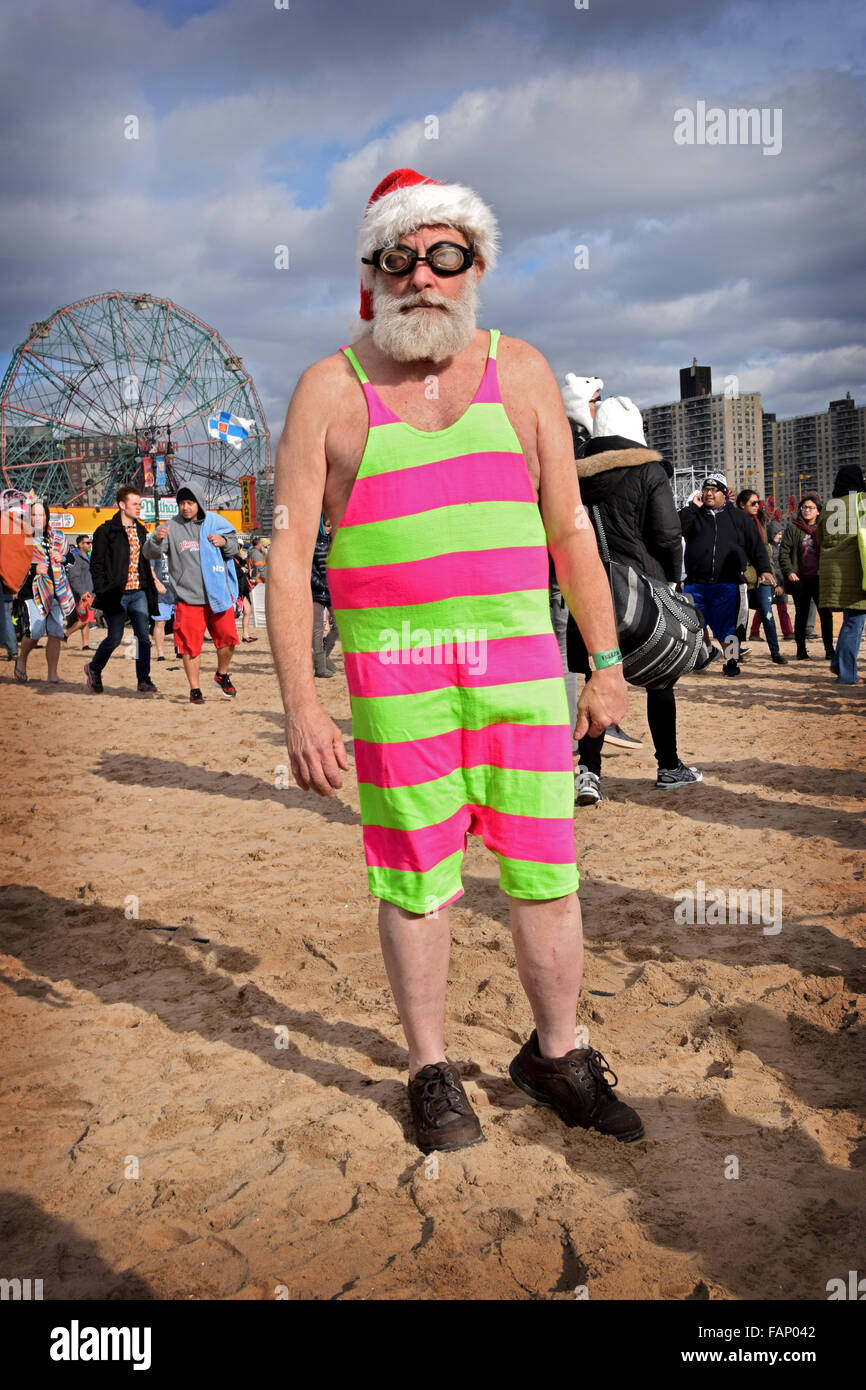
[
  {"xmin": 817, "ymin": 464, "xmax": 866, "ymax": 683},
  {"xmin": 268, "ymin": 166, "xmax": 643, "ymax": 1155},
  {"xmin": 561, "ymin": 392, "xmax": 702, "ymax": 796},
  {"xmin": 143, "ymin": 483, "xmax": 240, "ymax": 704},
  {"xmin": 679, "ymin": 474, "xmax": 775, "ymax": 676}
]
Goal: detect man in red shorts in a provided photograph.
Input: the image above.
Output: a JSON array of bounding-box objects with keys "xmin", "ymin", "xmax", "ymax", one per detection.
[{"xmin": 144, "ymin": 483, "xmax": 240, "ymax": 704}]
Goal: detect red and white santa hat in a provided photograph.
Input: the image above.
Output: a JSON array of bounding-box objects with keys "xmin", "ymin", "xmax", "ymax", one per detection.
[{"xmin": 357, "ymin": 167, "xmax": 499, "ymax": 322}]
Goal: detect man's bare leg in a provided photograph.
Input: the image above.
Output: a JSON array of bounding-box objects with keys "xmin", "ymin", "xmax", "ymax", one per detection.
[
  {"xmin": 378, "ymin": 900, "xmax": 451, "ymax": 1079},
  {"xmin": 216, "ymin": 644, "xmax": 232, "ymax": 675},
  {"xmin": 181, "ymin": 652, "xmax": 200, "ymax": 690},
  {"xmin": 507, "ymin": 892, "xmax": 583, "ymax": 1059}
]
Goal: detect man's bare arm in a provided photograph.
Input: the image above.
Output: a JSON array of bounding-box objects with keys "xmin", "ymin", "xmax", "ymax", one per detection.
[
  {"xmin": 266, "ymin": 359, "xmax": 349, "ymax": 796},
  {"xmin": 507, "ymin": 341, "xmax": 627, "ymax": 737}
]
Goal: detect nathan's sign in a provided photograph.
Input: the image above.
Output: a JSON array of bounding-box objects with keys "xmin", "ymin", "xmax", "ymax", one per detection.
[{"xmin": 240, "ymin": 475, "xmax": 258, "ymax": 530}]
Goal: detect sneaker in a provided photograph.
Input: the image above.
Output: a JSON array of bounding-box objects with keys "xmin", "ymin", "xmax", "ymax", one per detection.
[
  {"xmin": 796, "ymin": 651, "xmax": 810, "ymax": 660},
  {"xmin": 740, "ymin": 645, "xmax": 752, "ymax": 657},
  {"xmin": 695, "ymin": 643, "xmax": 721, "ymax": 670},
  {"xmin": 213, "ymin": 672, "xmax": 236, "ymax": 698},
  {"xmin": 804, "ymin": 629, "xmax": 816, "ymax": 638},
  {"xmin": 603, "ymin": 724, "xmax": 643, "ymax": 749},
  {"xmin": 408, "ymin": 1061, "xmax": 484, "ymax": 1154},
  {"xmin": 576, "ymin": 765, "xmax": 603, "ymax": 806},
  {"xmin": 84, "ymin": 661, "xmax": 103, "ymax": 693},
  {"xmin": 722, "ymin": 659, "xmax": 740, "ymax": 677},
  {"xmin": 189, "ymin": 688, "xmax": 205, "ymax": 704},
  {"xmin": 656, "ymin": 760, "xmax": 703, "ymax": 789},
  {"xmin": 509, "ymin": 1029, "xmax": 644, "ymax": 1142},
  {"xmin": 771, "ymin": 653, "xmax": 788, "ymax": 665},
  {"xmin": 137, "ymin": 677, "xmax": 158, "ymax": 694}
]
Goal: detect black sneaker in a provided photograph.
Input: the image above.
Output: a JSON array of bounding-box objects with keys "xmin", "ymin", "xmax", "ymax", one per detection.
[
  {"xmin": 509, "ymin": 1030, "xmax": 644, "ymax": 1142},
  {"xmin": 84, "ymin": 661, "xmax": 103, "ymax": 693},
  {"xmin": 656, "ymin": 761, "xmax": 703, "ymax": 789},
  {"xmin": 137, "ymin": 677, "xmax": 158, "ymax": 694},
  {"xmin": 771, "ymin": 653, "xmax": 788, "ymax": 665},
  {"xmin": 408, "ymin": 1061, "xmax": 484, "ymax": 1154},
  {"xmin": 189, "ymin": 688, "xmax": 205, "ymax": 704},
  {"xmin": 722, "ymin": 658, "xmax": 740, "ymax": 677},
  {"xmin": 214, "ymin": 672, "xmax": 236, "ymax": 698}
]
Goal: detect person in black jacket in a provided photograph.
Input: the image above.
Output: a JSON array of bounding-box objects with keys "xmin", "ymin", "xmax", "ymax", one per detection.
[
  {"xmin": 311, "ymin": 514, "xmax": 338, "ymax": 677},
  {"xmin": 679, "ymin": 472, "xmax": 774, "ymax": 676},
  {"xmin": 85, "ymin": 485, "xmax": 160, "ymax": 695},
  {"xmin": 563, "ymin": 395, "xmax": 702, "ymax": 799}
]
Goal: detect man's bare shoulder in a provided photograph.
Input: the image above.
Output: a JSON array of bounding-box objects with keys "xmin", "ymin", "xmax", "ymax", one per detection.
[
  {"xmin": 293, "ymin": 349, "xmax": 357, "ymax": 403},
  {"xmin": 497, "ymin": 334, "xmax": 559, "ymax": 385},
  {"xmin": 496, "ymin": 333, "xmax": 562, "ymax": 401}
]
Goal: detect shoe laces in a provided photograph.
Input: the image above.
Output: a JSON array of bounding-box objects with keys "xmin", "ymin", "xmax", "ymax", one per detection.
[
  {"xmin": 570, "ymin": 1048, "xmax": 619, "ymax": 1102},
  {"xmin": 418, "ymin": 1064, "xmax": 468, "ymax": 1121}
]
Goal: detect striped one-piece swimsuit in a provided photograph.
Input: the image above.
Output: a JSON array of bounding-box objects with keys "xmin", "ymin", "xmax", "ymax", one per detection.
[{"xmin": 327, "ymin": 329, "xmax": 580, "ymax": 915}]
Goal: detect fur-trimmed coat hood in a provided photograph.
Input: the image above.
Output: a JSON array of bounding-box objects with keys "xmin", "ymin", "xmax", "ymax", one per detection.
[{"xmin": 572, "ymin": 434, "xmax": 682, "ymax": 584}]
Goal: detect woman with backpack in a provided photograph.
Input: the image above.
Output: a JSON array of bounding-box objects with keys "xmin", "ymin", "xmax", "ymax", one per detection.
[{"xmin": 561, "ymin": 394, "xmax": 702, "ymax": 804}]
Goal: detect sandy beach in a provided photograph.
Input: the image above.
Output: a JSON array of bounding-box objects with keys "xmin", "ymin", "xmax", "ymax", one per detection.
[{"xmin": 1, "ymin": 626, "xmax": 864, "ymax": 1301}]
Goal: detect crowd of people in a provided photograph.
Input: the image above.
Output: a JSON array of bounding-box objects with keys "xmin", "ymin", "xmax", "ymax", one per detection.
[
  {"xmin": 554, "ymin": 380, "xmax": 866, "ymax": 809},
  {"xmin": 0, "ymin": 486, "xmax": 270, "ymax": 701}
]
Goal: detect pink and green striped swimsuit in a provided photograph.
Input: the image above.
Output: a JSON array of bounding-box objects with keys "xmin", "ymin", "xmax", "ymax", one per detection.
[{"xmin": 327, "ymin": 329, "xmax": 580, "ymax": 914}]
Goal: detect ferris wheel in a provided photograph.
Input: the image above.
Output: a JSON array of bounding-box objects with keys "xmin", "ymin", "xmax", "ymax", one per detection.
[{"xmin": 0, "ymin": 291, "xmax": 270, "ymax": 508}]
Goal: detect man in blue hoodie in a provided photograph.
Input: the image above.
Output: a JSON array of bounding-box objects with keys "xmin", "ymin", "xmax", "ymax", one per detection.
[{"xmin": 143, "ymin": 483, "xmax": 239, "ymax": 704}]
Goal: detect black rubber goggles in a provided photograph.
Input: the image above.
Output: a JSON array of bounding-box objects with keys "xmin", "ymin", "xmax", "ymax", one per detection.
[{"xmin": 361, "ymin": 241, "xmax": 475, "ymax": 276}]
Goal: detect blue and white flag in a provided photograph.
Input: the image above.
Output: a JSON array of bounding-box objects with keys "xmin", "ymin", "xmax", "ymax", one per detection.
[{"xmin": 207, "ymin": 410, "xmax": 254, "ymax": 449}]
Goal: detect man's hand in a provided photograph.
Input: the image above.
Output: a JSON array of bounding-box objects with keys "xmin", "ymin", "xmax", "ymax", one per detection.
[
  {"xmin": 690, "ymin": 491, "xmax": 704, "ymax": 507},
  {"xmin": 155, "ymin": 580, "xmax": 167, "ymax": 595},
  {"xmin": 208, "ymin": 533, "xmax": 225, "ymax": 547},
  {"xmin": 760, "ymin": 571, "xmax": 775, "ymax": 586},
  {"xmin": 154, "ymin": 524, "xmax": 170, "ymax": 541},
  {"xmin": 285, "ymin": 702, "xmax": 350, "ymax": 796},
  {"xmin": 574, "ymin": 666, "xmax": 629, "ymax": 740},
  {"xmin": 788, "ymin": 572, "xmax": 799, "ymax": 583},
  {"xmin": 35, "ymin": 560, "xmax": 49, "ymax": 576}
]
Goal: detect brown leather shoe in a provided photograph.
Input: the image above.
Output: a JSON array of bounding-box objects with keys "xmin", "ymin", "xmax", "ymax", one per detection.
[
  {"xmin": 408, "ymin": 1060, "xmax": 484, "ymax": 1154},
  {"xmin": 509, "ymin": 1029, "xmax": 644, "ymax": 1142}
]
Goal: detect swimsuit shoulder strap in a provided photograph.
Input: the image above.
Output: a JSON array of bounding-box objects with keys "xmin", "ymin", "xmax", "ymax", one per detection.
[{"xmin": 340, "ymin": 344, "xmax": 370, "ymax": 385}]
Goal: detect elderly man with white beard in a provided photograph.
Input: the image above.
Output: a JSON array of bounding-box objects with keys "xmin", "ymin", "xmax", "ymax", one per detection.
[{"xmin": 267, "ymin": 168, "xmax": 644, "ymax": 1153}]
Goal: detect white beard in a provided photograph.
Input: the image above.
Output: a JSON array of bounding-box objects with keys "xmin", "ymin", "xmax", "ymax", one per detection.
[{"xmin": 370, "ymin": 278, "xmax": 479, "ymax": 362}]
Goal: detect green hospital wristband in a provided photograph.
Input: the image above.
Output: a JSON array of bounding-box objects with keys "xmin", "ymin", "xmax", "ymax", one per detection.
[{"xmin": 590, "ymin": 647, "xmax": 623, "ymax": 671}]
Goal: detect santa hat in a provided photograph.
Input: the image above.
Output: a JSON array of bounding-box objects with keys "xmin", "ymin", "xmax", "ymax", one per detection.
[
  {"xmin": 593, "ymin": 396, "xmax": 647, "ymax": 446},
  {"xmin": 357, "ymin": 167, "xmax": 499, "ymax": 322}
]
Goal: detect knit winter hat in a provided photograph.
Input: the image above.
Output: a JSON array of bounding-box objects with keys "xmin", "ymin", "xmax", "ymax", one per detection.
[
  {"xmin": 593, "ymin": 396, "xmax": 647, "ymax": 446},
  {"xmin": 702, "ymin": 471, "xmax": 729, "ymax": 493},
  {"xmin": 357, "ymin": 167, "xmax": 499, "ymax": 321}
]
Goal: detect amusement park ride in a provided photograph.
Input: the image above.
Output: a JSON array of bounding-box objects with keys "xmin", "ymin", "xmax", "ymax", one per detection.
[{"xmin": 0, "ymin": 291, "xmax": 271, "ymax": 514}]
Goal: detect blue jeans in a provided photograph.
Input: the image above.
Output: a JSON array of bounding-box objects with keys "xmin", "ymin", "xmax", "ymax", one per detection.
[
  {"xmin": 1, "ymin": 596, "xmax": 17, "ymax": 657},
  {"xmin": 751, "ymin": 583, "xmax": 780, "ymax": 657},
  {"xmin": 685, "ymin": 582, "xmax": 739, "ymax": 647},
  {"xmin": 90, "ymin": 590, "xmax": 151, "ymax": 681},
  {"xmin": 830, "ymin": 610, "xmax": 866, "ymax": 684}
]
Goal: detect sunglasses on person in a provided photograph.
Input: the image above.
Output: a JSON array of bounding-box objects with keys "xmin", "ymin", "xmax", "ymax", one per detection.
[{"xmin": 361, "ymin": 241, "xmax": 476, "ymax": 276}]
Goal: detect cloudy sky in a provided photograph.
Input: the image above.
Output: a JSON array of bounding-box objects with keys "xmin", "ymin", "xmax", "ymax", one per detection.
[{"xmin": 2, "ymin": 0, "xmax": 864, "ymax": 451}]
